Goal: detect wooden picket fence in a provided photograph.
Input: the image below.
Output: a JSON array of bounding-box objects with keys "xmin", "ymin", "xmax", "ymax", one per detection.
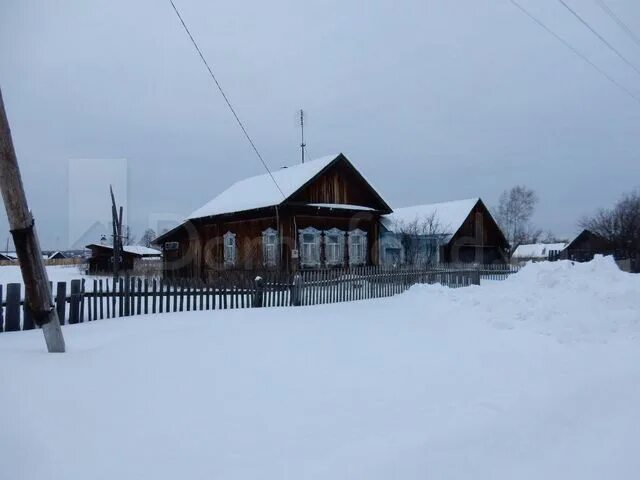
[
  {"xmin": 437, "ymin": 263, "xmax": 520, "ymax": 280},
  {"xmin": 0, "ymin": 264, "xmax": 516, "ymax": 333}
]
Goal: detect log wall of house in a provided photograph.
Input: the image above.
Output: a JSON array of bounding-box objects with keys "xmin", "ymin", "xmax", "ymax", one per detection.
[{"xmin": 162, "ymin": 211, "xmax": 382, "ymax": 279}]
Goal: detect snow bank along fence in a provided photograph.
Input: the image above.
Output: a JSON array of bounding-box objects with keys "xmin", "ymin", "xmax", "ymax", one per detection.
[{"xmin": 0, "ymin": 264, "xmax": 517, "ymax": 332}]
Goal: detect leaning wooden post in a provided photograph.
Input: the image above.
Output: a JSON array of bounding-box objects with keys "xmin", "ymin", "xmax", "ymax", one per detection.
[
  {"xmin": 0, "ymin": 87, "xmax": 65, "ymax": 352},
  {"xmin": 253, "ymin": 276, "xmax": 264, "ymax": 308}
]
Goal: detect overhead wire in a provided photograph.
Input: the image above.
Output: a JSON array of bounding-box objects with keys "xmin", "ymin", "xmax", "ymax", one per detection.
[
  {"xmin": 167, "ymin": 0, "xmax": 286, "ymax": 198},
  {"xmin": 594, "ymin": 0, "xmax": 640, "ymax": 50},
  {"xmin": 556, "ymin": 0, "xmax": 640, "ymax": 77},
  {"xmin": 508, "ymin": 0, "xmax": 640, "ymax": 105}
]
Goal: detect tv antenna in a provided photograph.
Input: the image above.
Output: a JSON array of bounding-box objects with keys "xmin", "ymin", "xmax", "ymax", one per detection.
[{"xmin": 300, "ymin": 109, "xmax": 306, "ymax": 164}]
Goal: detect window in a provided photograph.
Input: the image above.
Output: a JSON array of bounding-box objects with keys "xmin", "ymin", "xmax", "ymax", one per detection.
[
  {"xmin": 298, "ymin": 227, "xmax": 321, "ymax": 267},
  {"xmin": 348, "ymin": 229, "xmax": 367, "ymax": 265},
  {"xmin": 223, "ymin": 231, "xmax": 236, "ymax": 266},
  {"xmin": 262, "ymin": 227, "xmax": 278, "ymax": 267},
  {"xmin": 164, "ymin": 241, "xmax": 179, "ymax": 251},
  {"xmin": 323, "ymin": 228, "xmax": 345, "ymax": 266}
]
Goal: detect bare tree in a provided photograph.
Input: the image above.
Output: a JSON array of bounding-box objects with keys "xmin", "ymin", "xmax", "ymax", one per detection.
[
  {"xmin": 540, "ymin": 230, "xmax": 569, "ymax": 244},
  {"xmin": 394, "ymin": 212, "xmax": 445, "ymax": 265},
  {"xmin": 496, "ymin": 185, "xmax": 539, "ymax": 247},
  {"xmin": 580, "ymin": 189, "xmax": 640, "ymax": 255},
  {"xmin": 139, "ymin": 228, "xmax": 157, "ymax": 247}
]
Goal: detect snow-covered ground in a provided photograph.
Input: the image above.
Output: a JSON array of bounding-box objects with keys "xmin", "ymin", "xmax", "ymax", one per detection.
[
  {"xmin": 0, "ymin": 264, "xmax": 87, "ymax": 285},
  {"xmin": 1, "ymin": 257, "xmax": 639, "ymax": 479}
]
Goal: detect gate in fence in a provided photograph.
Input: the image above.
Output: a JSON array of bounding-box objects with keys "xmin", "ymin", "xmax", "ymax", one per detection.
[{"xmin": 0, "ymin": 264, "xmax": 516, "ymax": 333}]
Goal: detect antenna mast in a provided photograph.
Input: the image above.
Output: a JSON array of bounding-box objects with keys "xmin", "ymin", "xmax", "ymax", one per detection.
[{"xmin": 300, "ymin": 109, "xmax": 306, "ymax": 164}]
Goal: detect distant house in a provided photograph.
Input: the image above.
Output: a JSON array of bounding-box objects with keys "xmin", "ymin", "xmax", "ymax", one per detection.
[
  {"xmin": 46, "ymin": 251, "xmax": 68, "ymax": 260},
  {"xmin": 85, "ymin": 244, "xmax": 162, "ymax": 273},
  {"xmin": 512, "ymin": 243, "xmax": 567, "ymax": 263},
  {"xmin": 556, "ymin": 230, "xmax": 613, "ymax": 262},
  {"xmin": 0, "ymin": 252, "xmax": 14, "ymax": 261},
  {"xmin": 154, "ymin": 153, "xmax": 392, "ymax": 279},
  {"xmin": 379, "ymin": 198, "xmax": 510, "ymax": 265}
]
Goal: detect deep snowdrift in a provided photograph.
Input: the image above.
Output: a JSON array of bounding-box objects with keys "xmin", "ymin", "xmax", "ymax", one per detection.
[{"xmin": 1, "ymin": 257, "xmax": 639, "ymax": 480}]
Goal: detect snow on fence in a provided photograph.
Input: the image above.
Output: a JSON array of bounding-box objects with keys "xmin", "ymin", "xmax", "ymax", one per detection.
[{"xmin": 0, "ymin": 264, "xmax": 517, "ymax": 332}]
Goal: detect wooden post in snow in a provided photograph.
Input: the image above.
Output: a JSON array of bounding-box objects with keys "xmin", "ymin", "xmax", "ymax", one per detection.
[{"xmin": 0, "ymin": 87, "xmax": 65, "ymax": 352}]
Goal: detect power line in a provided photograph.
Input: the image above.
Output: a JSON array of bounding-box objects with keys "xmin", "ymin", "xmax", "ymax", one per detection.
[
  {"xmin": 508, "ymin": 0, "xmax": 640, "ymax": 105},
  {"xmin": 595, "ymin": 0, "xmax": 640, "ymax": 50},
  {"xmin": 556, "ymin": 0, "xmax": 640, "ymax": 77},
  {"xmin": 167, "ymin": 0, "xmax": 285, "ymax": 198}
]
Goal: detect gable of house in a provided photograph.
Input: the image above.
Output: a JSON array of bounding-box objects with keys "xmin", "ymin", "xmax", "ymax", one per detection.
[{"xmin": 185, "ymin": 153, "xmax": 390, "ymax": 222}]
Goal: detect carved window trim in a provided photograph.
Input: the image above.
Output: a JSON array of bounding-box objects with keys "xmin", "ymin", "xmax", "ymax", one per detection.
[
  {"xmin": 298, "ymin": 227, "xmax": 321, "ymax": 267},
  {"xmin": 262, "ymin": 227, "xmax": 279, "ymax": 267},
  {"xmin": 348, "ymin": 228, "xmax": 367, "ymax": 266},
  {"xmin": 223, "ymin": 231, "xmax": 236, "ymax": 266},
  {"xmin": 323, "ymin": 228, "xmax": 345, "ymax": 266}
]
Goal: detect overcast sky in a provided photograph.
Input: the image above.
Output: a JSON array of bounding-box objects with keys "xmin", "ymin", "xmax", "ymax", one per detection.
[{"xmin": 1, "ymin": 0, "xmax": 639, "ymax": 249}]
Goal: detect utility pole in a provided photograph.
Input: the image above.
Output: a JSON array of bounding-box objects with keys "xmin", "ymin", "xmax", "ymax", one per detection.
[
  {"xmin": 110, "ymin": 186, "xmax": 120, "ymax": 280},
  {"xmin": 0, "ymin": 87, "xmax": 65, "ymax": 352},
  {"xmin": 300, "ymin": 109, "xmax": 306, "ymax": 164}
]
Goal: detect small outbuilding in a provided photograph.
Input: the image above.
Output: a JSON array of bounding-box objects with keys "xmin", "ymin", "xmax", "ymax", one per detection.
[
  {"xmin": 85, "ymin": 244, "xmax": 162, "ymax": 273},
  {"xmin": 556, "ymin": 230, "xmax": 613, "ymax": 262}
]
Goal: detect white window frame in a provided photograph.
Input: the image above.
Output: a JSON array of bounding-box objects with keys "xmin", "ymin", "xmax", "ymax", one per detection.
[
  {"xmin": 298, "ymin": 227, "xmax": 321, "ymax": 268},
  {"xmin": 223, "ymin": 231, "xmax": 236, "ymax": 267},
  {"xmin": 348, "ymin": 228, "xmax": 367, "ymax": 266},
  {"xmin": 262, "ymin": 227, "xmax": 279, "ymax": 267},
  {"xmin": 323, "ymin": 228, "xmax": 345, "ymax": 266}
]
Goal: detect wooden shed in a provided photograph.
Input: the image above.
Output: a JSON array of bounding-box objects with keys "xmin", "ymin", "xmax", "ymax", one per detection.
[
  {"xmin": 85, "ymin": 244, "xmax": 162, "ymax": 274},
  {"xmin": 557, "ymin": 230, "xmax": 614, "ymax": 262},
  {"xmin": 154, "ymin": 153, "xmax": 392, "ymax": 280}
]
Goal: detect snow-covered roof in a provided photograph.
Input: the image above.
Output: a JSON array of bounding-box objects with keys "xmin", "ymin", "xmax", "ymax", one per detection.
[
  {"xmin": 512, "ymin": 243, "xmax": 567, "ymax": 259},
  {"xmin": 381, "ymin": 198, "xmax": 480, "ymax": 235},
  {"xmin": 307, "ymin": 203, "xmax": 376, "ymax": 211},
  {"xmin": 188, "ymin": 154, "xmax": 341, "ymax": 220},
  {"xmin": 86, "ymin": 244, "xmax": 162, "ymax": 257}
]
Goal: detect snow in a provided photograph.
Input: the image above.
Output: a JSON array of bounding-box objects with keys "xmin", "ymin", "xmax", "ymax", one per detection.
[
  {"xmin": 512, "ymin": 242, "xmax": 567, "ymax": 259},
  {"xmin": 87, "ymin": 243, "xmax": 162, "ymax": 256},
  {"xmin": 307, "ymin": 203, "xmax": 376, "ymax": 211},
  {"xmin": 381, "ymin": 198, "xmax": 479, "ymax": 234},
  {"xmin": 0, "ymin": 264, "xmax": 87, "ymax": 286},
  {"xmin": 187, "ymin": 154, "xmax": 341, "ymax": 220},
  {"xmin": 2, "ymin": 256, "xmax": 640, "ymax": 479}
]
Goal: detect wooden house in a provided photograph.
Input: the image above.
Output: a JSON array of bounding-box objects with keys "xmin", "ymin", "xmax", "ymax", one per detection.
[
  {"xmin": 379, "ymin": 198, "xmax": 510, "ymax": 265},
  {"xmin": 85, "ymin": 243, "xmax": 162, "ymax": 274},
  {"xmin": 154, "ymin": 153, "xmax": 392, "ymax": 280},
  {"xmin": 556, "ymin": 230, "xmax": 613, "ymax": 262}
]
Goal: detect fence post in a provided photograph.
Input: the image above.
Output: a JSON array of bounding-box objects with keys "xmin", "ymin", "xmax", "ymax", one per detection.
[
  {"xmin": 69, "ymin": 279, "xmax": 81, "ymax": 324},
  {"xmin": 291, "ymin": 273, "xmax": 303, "ymax": 306},
  {"xmin": 5, "ymin": 283, "xmax": 21, "ymax": 331},
  {"xmin": 56, "ymin": 282, "xmax": 66, "ymax": 325},
  {"xmin": 253, "ymin": 276, "xmax": 264, "ymax": 308}
]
